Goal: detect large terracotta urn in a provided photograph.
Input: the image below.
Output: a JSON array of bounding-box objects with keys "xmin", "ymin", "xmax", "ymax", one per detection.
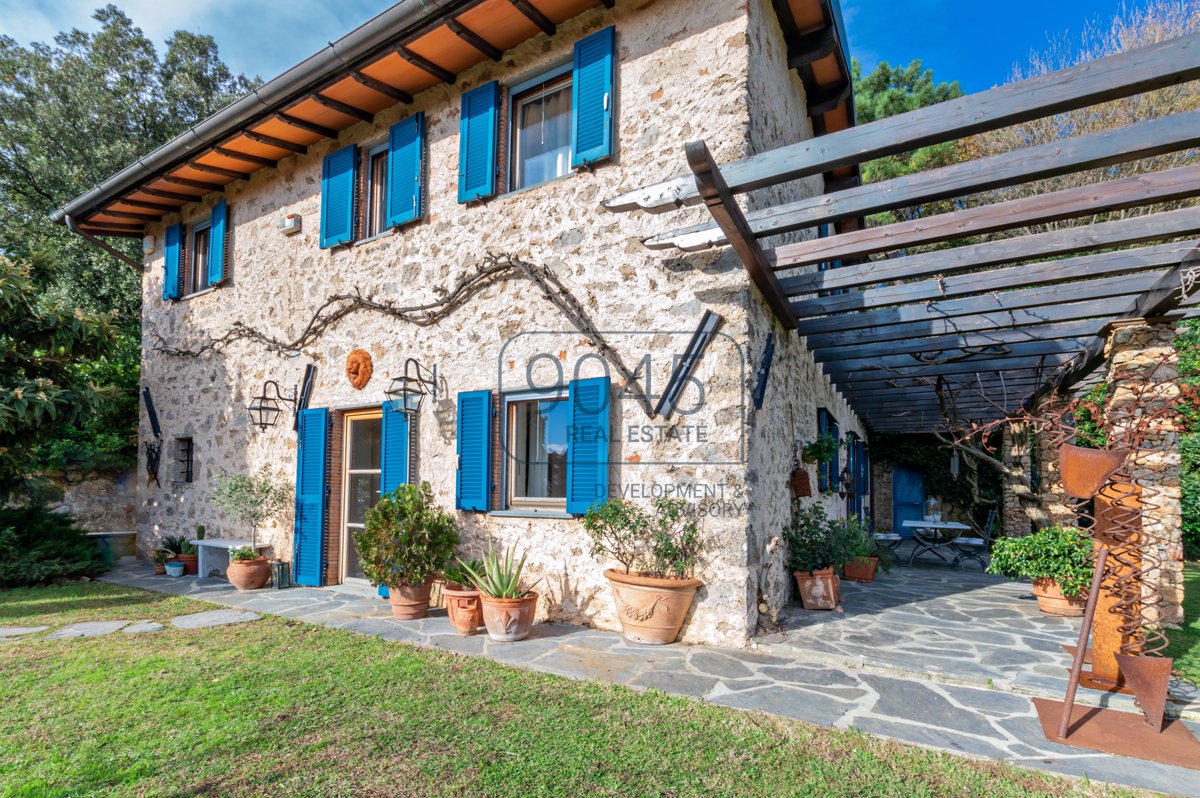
[
  {"xmin": 603, "ymin": 569, "xmax": 702, "ymax": 645},
  {"xmin": 226, "ymin": 556, "xmax": 271, "ymax": 590},
  {"xmin": 443, "ymin": 583, "xmax": 484, "ymax": 636},
  {"xmin": 386, "ymin": 575, "xmax": 435, "ymax": 620},
  {"xmin": 1032, "ymin": 578, "xmax": 1086, "ymax": 617},
  {"xmin": 479, "ymin": 594, "xmax": 538, "ymax": 642}
]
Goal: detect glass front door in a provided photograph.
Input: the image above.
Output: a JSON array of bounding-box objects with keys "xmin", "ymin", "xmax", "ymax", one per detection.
[{"xmin": 342, "ymin": 411, "xmax": 382, "ymax": 583}]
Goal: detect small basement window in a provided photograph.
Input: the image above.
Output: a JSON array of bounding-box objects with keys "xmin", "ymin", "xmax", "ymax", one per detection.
[
  {"xmin": 505, "ymin": 394, "xmax": 569, "ymax": 508},
  {"xmin": 173, "ymin": 437, "xmax": 194, "ymax": 484},
  {"xmin": 510, "ymin": 68, "xmax": 573, "ymax": 192}
]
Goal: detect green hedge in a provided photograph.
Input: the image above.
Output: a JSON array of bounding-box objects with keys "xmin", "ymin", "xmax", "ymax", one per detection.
[{"xmin": 0, "ymin": 506, "xmax": 108, "ymax": 588}]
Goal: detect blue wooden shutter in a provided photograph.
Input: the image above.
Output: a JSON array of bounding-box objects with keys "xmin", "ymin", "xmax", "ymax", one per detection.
[
  {"xmin": 456, "ymin": 390, "xmax": 492, "ymax": 511},
  {"xmin": 830, "ymin": 419, "xmax": 841, "ymax": 493},
  {"xmin": 458, "ymin": 82, "xmax": 499, "ymax": 203},
  {"xmin": 320, "ymin": 144, "xmax": 358, "ymax": 248},
  {"xmin": 566, "ymin": 376, "xmax": 611, "ymax": 514},
  {"xmin": 163, "ymin": 223, "xmax": 182, "ymax": 300},
  {"xmin": 386, "ymin": 112, "xmax": 424, "ymax": 228},
  {"xmin": 380, "ymin": 403, "xmax": 411, "ymax": 494},
  {"xmin": 208, "ymin": 199, "xmax": 227, "ymax": 285},
  {"xmin": 572, "ymin": 26, "xmax": 616, "ymax": 168},
  {"xmin": 293, "ymin": 407, "xmax": 329, "ymax": 586}
]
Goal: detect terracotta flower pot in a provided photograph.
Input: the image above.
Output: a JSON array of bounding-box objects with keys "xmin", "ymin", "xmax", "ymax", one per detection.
[
  {"xmin": 794, "ymin": 568, "xmax": 840, "ymax": 610},
  {"xmin": 175, "ymin": 553, "xmax": 199, "ymax": 576},
  {"xmin": 479, "ymin": 593, "xmax": 538, "ymax": 642},
  {"xmin": 443, "ymin": 583, "xmax": 484, "ymax": 636},
  {"xmin": 1059, "ymin": 443, "xmax": 1128, "ymax": 500},
  {"xmin": 1032, "ymin": 578, "xmax": 1086, "ymax": 616},
  {"xmin": 604, "ymin": 569, "xmax": 702, "ymax": 645},
  {"xmin": 843, "ymin": 556, "xmax": 878, "ymax": 583},
  {"xmin": 153, "ymin": 563, "xmax": 167, "ymax": 575},
  {"xmin": 386, "ymin": 575, "xmax": 435, "ymax": 620},
  {"xmin": 227, "ymin": 556, "xmax": 272, "ymax": 590}
]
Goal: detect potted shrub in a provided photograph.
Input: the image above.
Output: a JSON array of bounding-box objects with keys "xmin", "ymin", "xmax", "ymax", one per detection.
[
  {"xmin": 988, "ymin": 525, "xmax": 1093, "ymax": 616},
  {"xmin": 442, "ymin": 558, "xmax": 484, "ymax": 636},
  {"xmin": 583, "ymin": 497, "xmax": 703, "ymax": 645},
  {"xmin": 800, "ymin": 432, "xmax": 838, "ymax": 465},
  {"xmin": 226, "ymin": 545, "xmax": 271, "ymax": 591},
  {"xmin": 211, "ymin": 467, "xmax": 292, "ymax": 553},
  {"xmin": 842, "ymin": 515, "xmax": 891, "ymax": 583},
  {"xmin": 152, "ymin": 549, "xmax": 170, "ymax": 575},
  {"xmin": 459, "ymin": 544, "xmax": 539, "ymax": 642},
  {"xmin": 159, "ymin": 535, "xmax": 199, "ymax": 575},
  {"xmin": 355, "ymin": 482, "xmax": 460, "ymax": 620},
  {"xmin": 164, "ymin": 560, "xmax": 185, "ymax": 578},
  {"xmin": 783, "ymin": 502, "xmax": 850, "ymax": 610}
]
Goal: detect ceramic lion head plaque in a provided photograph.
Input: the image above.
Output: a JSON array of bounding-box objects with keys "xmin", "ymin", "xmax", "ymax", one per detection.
[{"xmin": 345, "ymin": 349, "xmax": 373, "ymax": 390}]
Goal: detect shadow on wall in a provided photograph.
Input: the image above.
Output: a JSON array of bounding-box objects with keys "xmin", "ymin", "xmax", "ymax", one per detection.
[{"xmin": 49, "ymin": 468, "xmax": 137, "ymax": 531}]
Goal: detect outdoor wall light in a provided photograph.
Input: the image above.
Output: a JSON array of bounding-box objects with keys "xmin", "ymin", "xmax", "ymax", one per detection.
[
  {"xmin": 247, "ymin": 380, "xmax": 297, "ymax": 431},
  {"xmin": 838, "ymin": 465, "xmax": 855, "ymax": 499},
  {"xmin": 385, "ymin": 358, "xmax": 438, "ymax": 414}
]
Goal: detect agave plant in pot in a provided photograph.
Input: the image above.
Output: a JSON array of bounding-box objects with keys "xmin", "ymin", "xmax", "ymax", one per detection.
[
  {"xmin": 442, "ymin": 558, "xmax": 484, "ymax": 636},
  {"xmin": 355, "ymin": 482, "xmax": 460, "ymax": 619},
  {"xmin": 783, "ymin": 501, "xmax": 850, "ymax": 610},
  {"xmin": 459, "ymin": 545, "xmax": 540, "ymax": 642},
  {"xmin": 988, "ymin": 525, "xmax": 1093, "ymax": 616},
  {"xmin": 583, "ymin": 497, "xmax": 703, "ymax": 645}
]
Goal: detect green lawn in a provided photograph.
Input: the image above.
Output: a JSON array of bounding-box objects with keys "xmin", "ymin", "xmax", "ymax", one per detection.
[
  {"xmin": 0, "ymin": 583, "xmax": 1146, "ymax": 798},
  {"xmin": 1166, "ymin": 561, "xmax": 1200, "ymax": 687}
]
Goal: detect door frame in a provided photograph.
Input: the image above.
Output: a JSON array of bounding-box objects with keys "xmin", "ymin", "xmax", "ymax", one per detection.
[{"xmin": 340, "ymin": 407, "xmax": 383, "ymax": 585}]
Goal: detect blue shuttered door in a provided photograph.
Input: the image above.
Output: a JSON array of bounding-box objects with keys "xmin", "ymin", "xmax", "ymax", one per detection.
[
  {"xmin": 386, "ymin": 112, "xmax": 424, "ymax": 228},
  {"xmin": 566, "ymin": 376, "xmax": 611, "ymax": 514},
  {"xmin": 208, "ymin": 199, "xmax": 227, "ymax": 285},
  {"xmin": 163, "ymin": 223, "xmax": 182, "ymax": 300},
  {"xmin": 572, "ymin": 26, "xmax": 616, "ymax": 167},
  {"xmin": 458, "ymin": 82, "xmax": 500, "ymax": 203},
  {"xmin": 893, "ymin": 465, "xmax": 926, "ymax": 538},
  {"xmin": 320, "ymin": 144, "xmax": 358, "ymax": 248},
  {"xmin": 380, "ymin": 403, "xmax": 410, "ymax": 494},
  {"xmin": 456, "ymin": 390, "xmax": 492, "ymax": 511},
  {"xmin": 293, "ymin": 407, "xmax": 329, "ymax": 586}
]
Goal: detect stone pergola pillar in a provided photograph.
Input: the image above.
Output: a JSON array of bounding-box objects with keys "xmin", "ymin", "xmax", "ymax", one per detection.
[
  {"xmin": 1001, "ymin": 421, "xmax": 1032, "ymax": 536},
  {"xmin": 1103, "ymin": 317, "xmax": 1184, "ymax": 625},
  {"xmin": 1034, "ymin": 394, "xmax": 1075, "ymax": 526}
]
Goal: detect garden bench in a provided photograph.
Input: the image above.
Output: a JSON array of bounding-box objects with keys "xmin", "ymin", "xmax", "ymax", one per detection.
[{"xmin": 190, "ymin": 538, "xmax": 270, "ymax": 579}]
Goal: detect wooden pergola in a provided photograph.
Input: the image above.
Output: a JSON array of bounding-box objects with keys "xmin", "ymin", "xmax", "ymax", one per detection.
[{"xmin": 603, "ymin": 33, "xmax": 1200, "ymax": 434}]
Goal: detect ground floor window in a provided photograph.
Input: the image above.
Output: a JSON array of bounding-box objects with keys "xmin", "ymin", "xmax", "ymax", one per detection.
[{"xmin": 505, "ymin": 393, "xmax": 569, "ymax": 508}]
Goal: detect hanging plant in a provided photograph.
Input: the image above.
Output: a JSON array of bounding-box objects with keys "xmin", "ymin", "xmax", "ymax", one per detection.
[{"xmin": 801, "ymin": 431, "xmax": 839, "ymax": 464}]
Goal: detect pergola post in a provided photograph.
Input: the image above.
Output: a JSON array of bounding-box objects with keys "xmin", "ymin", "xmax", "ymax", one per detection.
[
  {"xmin": 1103, "ymin": 317, "xmax": 1184, "ymax": 624},
  {"xmin": 1001, "ymin": 421, "xmax": 1033, "ymax": 536},
  {"xmin": 1034, "ymin": 395, "xmax": 1076, "ymax": 527}
]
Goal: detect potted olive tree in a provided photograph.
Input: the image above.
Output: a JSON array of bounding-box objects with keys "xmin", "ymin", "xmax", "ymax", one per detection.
[
  {"xmin": 211, "ymin": 467, "xmax": 292, "ymax": 591},
  {"xmin": 459, "ymin": 544, "xmax": 539, "ymax": 642},
  {"xmin": 988, "ymin": 525, "xmax": 1093, "ymax": 616},
  {"xmin": 356, "ymin": 482, "xmax": 460, "ymax": 619},
  {"xmin": 783, "ymin": 502, "xmax": 850, "ymax": 610},
  {"xmin": 583, "ymin": 497, "xmax": 703, "ymax": 645}
]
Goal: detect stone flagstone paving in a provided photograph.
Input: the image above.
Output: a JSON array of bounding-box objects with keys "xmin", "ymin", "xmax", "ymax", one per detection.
[{"xmin": 97, "ymin": 559, "xmax": 1200, "ymax": 797}]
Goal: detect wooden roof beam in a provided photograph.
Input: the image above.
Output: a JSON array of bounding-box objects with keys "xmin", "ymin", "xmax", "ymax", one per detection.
[
  {"xmin": 841, "ymin": 367, "xmax": 1051, "ymax": 393},
  {"xmin": 810, "ymin": 319, "xmax": 1108, "ymax": 363},
  {"xmin": 213, "ymin": 147, "xmax": 279, "ymax": 169},
  {"xmin": 139, "ymin": 186, "xmax": 200, "ymax": 202},
  {"xmin": 807, "ymin": 81, "xmax": 852, "ymax": 117},
  {"xmin": 313, "ymin": 93, "xmax": 374, "ymax": 123},
  {"xmin": 277, "ymin": 113, "xmax": 339, "ymax": 139},
  {"xmin": 351, "ymin": 71, "xmax": 413, "ymax": 104},
  {"xmin": 644, "ymin": 111, "xmax": 1200, "ymax": 253},
  {"xmin": 396, "ymin": 46, "xmax": 456, "ymax": 84},
  {"xmin": 448, "ymin": 18, "xmax": 502, "ymax": 61},
  {"xmin": 788, "ymin": 26, "xmax": 839, "ymax": 70},
  {"xmin": 602, "ymin": 31, "xmax": 1200, "ymax": 213},
  {"xmin": 79, "ymin": 221, "xmax": 145, "ymax": 233},
  {"xmin": 189, "ymin": 162, "xmax": 253, "ymax": 181},
  {"xmin": 830, "ymin": 353, "xmax": 1077, "ymax": 383},
  {"xmin": 118, "ymin": 197, "xmax": 180, "ymax": 212},
  {"xmin": 823, "ymin": 338, "xmax": 1092, "ymax": 374},
  {"xmin": 162, "ymin": 175, "xmax": 224, "ymax": 192},
  {"xmin": 686, "ymin": 140, "xmax": 796, "ymax": 330},
  {"xmin": 244, "ymin": 130, "xmax": 308, "ymax": 154},
  {"xmin": 509, "ymin": 0, "xmax": 555, "ymax": 36},
  {"xmin": 94, "ymin": 209, "xmax": 160, "ymax": 221}
]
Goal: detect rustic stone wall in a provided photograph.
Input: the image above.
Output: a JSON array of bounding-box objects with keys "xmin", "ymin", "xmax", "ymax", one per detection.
[
  {"xmin": 1001, "ymin": 422, "xmax": 1033, "ymax": 536},
  {"xmin": 872, "ymin": 458, "xmax": 893, "ymax": 531},
  {"xmin": 47, "ymin": 469, "xmax": 137, "ymax": 532},
  {"xmin": 134, "ymin": 0, "xmax": 862, "ymax": 647},
  {"xmin": 1103, "ymin": 318, "xmax": 1183, "ymax": 625}
]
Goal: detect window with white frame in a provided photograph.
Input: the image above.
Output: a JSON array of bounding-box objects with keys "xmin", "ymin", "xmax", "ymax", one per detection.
[
  {"xmin": 365, "ymin": 142, "xmax": 389, "ymax": 239},
  {"xmin": 509, "ymin": 66, "xmax": 573, "ymax": 192},
  {"xmin": 188, "ymin": 222, "xmax": 211, "ymax": 295},
  {"xmin": 505, "ymin": 392, "xmax": 569, "ymax": 507}
]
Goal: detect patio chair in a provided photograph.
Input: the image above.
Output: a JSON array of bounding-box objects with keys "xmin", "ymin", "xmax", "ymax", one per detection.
[{"xmin": 951, "ymin": 508, "xmax": 997, "ymax": 570}]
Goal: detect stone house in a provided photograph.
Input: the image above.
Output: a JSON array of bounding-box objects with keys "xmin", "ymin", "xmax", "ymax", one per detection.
[{"xmin": 53, "ymin": 0, "xmax": 866, "ymax": 647}]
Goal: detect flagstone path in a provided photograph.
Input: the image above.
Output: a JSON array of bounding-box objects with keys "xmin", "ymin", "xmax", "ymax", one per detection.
[{"xmin": 90, "ymin": 558, "xmax": 1200, "ymax": 796}]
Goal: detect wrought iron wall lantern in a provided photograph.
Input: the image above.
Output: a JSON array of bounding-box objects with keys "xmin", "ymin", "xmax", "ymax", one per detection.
[
  {"xmin": 838, "ymin": 465, "xmax": 856, "ymax": 499},
  {"xmin": 247, "ymin": 380, "xmax": 297, "ymax": 431},
  {"xmin": 385, "ymin": 358, "xmax": 438, "ymax": 414}
]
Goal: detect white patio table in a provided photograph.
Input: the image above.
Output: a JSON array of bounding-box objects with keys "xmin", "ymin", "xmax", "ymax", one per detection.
[
  {"xmin": 900, "ymin": 519, "xmax": 972, "ymax": 567},
  {"xmin": 190, "ymin": 538, "xmax": 270, "ymax": 579}
]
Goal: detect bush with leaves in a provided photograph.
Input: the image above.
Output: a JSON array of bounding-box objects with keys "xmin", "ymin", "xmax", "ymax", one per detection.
[
  {"xmin": 355, "ymin": 482, "xmax": 459, "ymax": 589},
  {"xmin": 583, "ymin": 497, "xmax": 702, "ymax": 579},
  {"xmin": 0, "ymin": 506, "xmax": 107, "ymax": 587},
  {"xmin": 211, "ymin": 467, "xmax": 293, "ymax": 547},
  {"xmin": 988, "ymin": 525, "xmax": 1094, "ymax": 597},
  {"xmin": 783, "ymin": 502, "xmax": 854, "ymax": 574}
]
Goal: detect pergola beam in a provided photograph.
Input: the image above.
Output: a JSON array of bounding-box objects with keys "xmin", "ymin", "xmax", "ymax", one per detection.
[
  {"xmin": 810, "ymin": 320, "xmax": 1107, "ymax": 363},
  {"xmin": 823, "ymin": 338, "xmax": 1090, "ymax": 375},
  {"xmin": 831, "ymin": 354, "xmax": 1075, "ymax": 383}
]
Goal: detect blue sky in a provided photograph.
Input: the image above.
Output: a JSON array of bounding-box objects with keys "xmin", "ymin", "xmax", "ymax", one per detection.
[{"xmin": 0, "ymin": 0, "xmax": 1137, "ymax": 93}]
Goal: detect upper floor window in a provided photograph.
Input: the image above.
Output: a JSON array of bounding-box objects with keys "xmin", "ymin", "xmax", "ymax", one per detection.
[
  {"xmin": 162, "ymin": 199, "xmax": 228, "ymax": 302},
  {"xmin": 510, "ymin": 68, "xmax": 573, "ymax": 192},
  {"xmin": 189, "ymin": 222, "xmax": 211, "ymax": 295},
  {"xmin": 365, "ymin": 143, "xmax": 389, "ymax": 239}
]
